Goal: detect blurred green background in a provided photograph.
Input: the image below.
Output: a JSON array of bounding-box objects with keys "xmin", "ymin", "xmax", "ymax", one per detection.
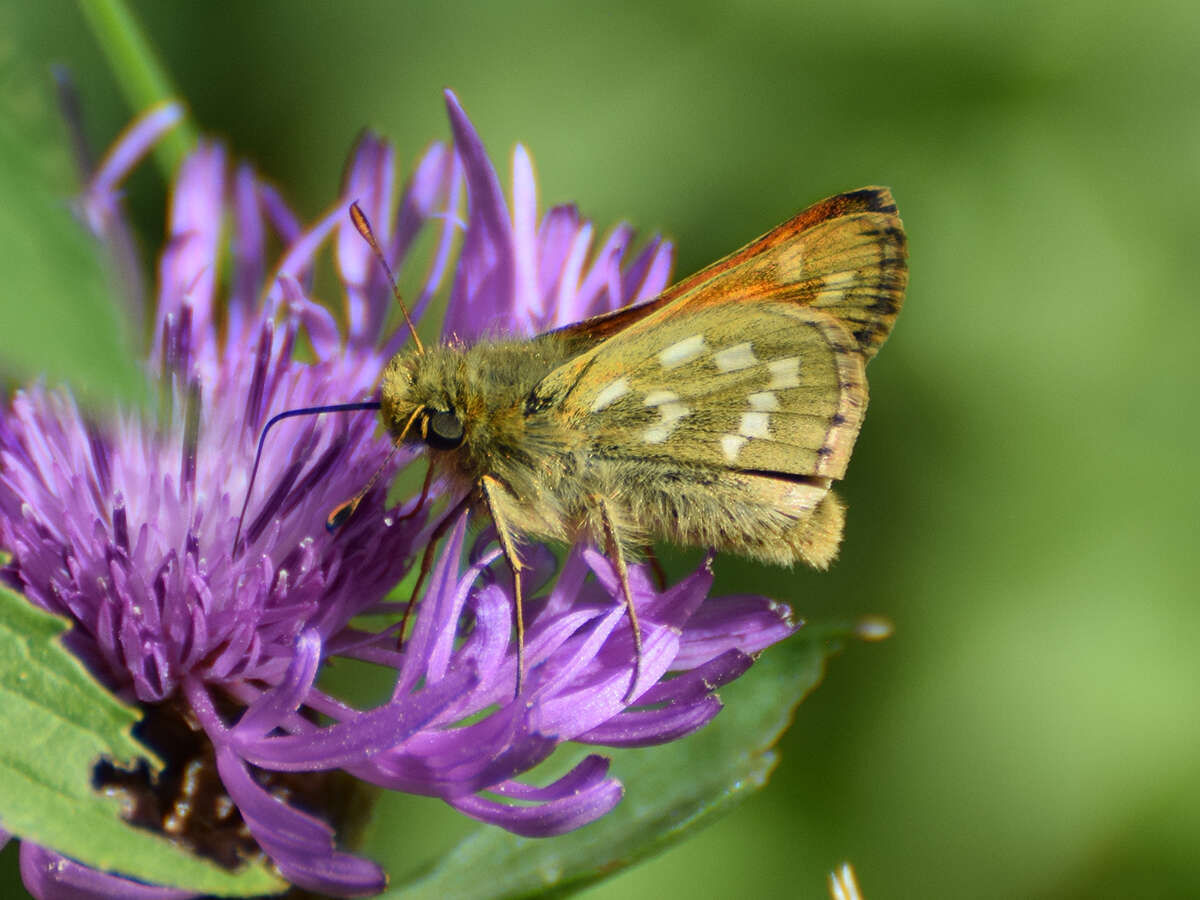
[{"xmin": 4, "ymin": 1, "xmax": 1199, "ymax": 897}]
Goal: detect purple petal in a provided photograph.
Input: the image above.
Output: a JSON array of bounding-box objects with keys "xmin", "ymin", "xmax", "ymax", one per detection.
[
  {"xmin": 395, "ymin": 509, "xmax": 476, "ymax": 695},
  {"xmin": 215, "ymin": 747, "xmax": 385, "ymax": 897},
  {"xmin": 537, "ymin": 544, "xmax": 593, "ymax": 619},
  {"xmin": 425, "ymin": 545, "xmax": 504, "ymax": 683},
  {"xmin": 537, "ymin": 205, "xmax": 581, "ymax": 302},
  {"xmin": 279, "ymin": 277, "xmax": 341, "ymax": 359},
  {"xmin": 338, "ymin": 132, "xmax": 395, "ymax": 344},
  {"xmin": 550, "ymin": 221, "xmax": 593, "ymax": 323},
  {"xmin": 569, "ymin": 223, "xmax": 633, "ymax": 321},
  {"xmin": 574, "ymin": 695, "xmax": 723, "ymax": 747},
  {"xmin": 488, "ymin": 753, "xmax": 611, "ymax": 801},
  {"xmin": 257, "ymin": 180, "xmax": 303, "ymax": 245},
  {"xmin": 396, "ymin": 149, "xmax": 465, "ymax": 339},
  {"xmin": 237, "ymin": 666, "xmax": 478, "ymax": 770},
  {"xmin": 233, "ymin": 628, "xmax": 322, "ymax": 736},
  {"xmin": 441, "ymin": 89, "xmax": 516, "ymax": 340},
  {"xmin": 226, "ymin": 163, "xmax": 265, "ymax": 344},
  {"xmin": 83, "ymin": 102, "xmax": 184, "ymax": 233},
  {"xmin": 19, "ymin": 843, "xmax": 198, "ymax": 900},
  {"xmin": 624, "ymin": 236, "xmax": 674, "ymax": 303},
  {"xmin": 393, "ymin": 143, "xmax": 453, "ymax": 260},
  {"xmin": 447, "ymin": 771, "xmax": 623, "ymax": 837},
  {"xmin": 530, "ymin": 602, "xmax": 628, "ymax": 699},
  {"xmin": 153, "ymin": 143, "xmax": 225, "ymax": 371},
  {"xmin": 637, "ymin": 649, "xmax": 755, "ymax": 706},
  {"xmin": 265, "ymin": 204, "xmax": 345, "ymax": 313},
  {"xmin": 533, "ymin": 612, "xmax": 684, "ymax": 735},
  {"xmin": 674, "ymin": 594, "xmax": 797, "ymax": 670},
  {"xmin": 510, "ymin": 143, "xmax": 542, "ymax": 328},
  {"xmin": 357, "ymin": 707, "xmax": 559, "ymax": 798},
  {"xmin": 583, "ymin": 548, "xmax": 711, "ymax": 632}
]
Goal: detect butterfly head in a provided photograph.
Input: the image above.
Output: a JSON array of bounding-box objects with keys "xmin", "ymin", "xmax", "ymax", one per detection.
[{"xmin": 380, "ymin": 348, "xmax": 470, "ymax": 452}]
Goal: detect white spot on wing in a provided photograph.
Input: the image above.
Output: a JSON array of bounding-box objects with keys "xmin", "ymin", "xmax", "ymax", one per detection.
[
  {"xmin": 740, "ymin": 411, "xmax": 771, "ymax": 438},
  {"xmin": 721, "ymin": 434, "xmax": 747, "ymax": 461},
  {"xmin": 749, "ymin": 391, "xmax": 779, "ymax": 411},
  {"xmin": 643, "ymin": 390, "xmax": 679, "ymax": 407},
  {"xmin": 644, "ymin": 425, "xmax": 672, "ymax": 443},
  {"xmin": 713, "ymin": 342, "xmax": 758, "ymax": 372},
  {"xmin": 591, "ymin": 377, "xmax": 630, "ymax": 411},
  {"xmin": 767, "ymin": 357, "xmax": 802, "ymax": 389},
  {"xmin": 659, "ymin": 334, "xmax": 707, "ymax": 368},
  {"xmin": 658, "ymin": 402, "xmax": 690, "ymax": 424},
  {"xmin": 643, "ymin": 393, "xmax": 690, "ymax": 443}
]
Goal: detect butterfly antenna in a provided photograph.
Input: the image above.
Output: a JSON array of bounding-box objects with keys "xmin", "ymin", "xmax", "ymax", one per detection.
[
  {"xmin": 233, "ymin": 401, "xmax": 381, "ymax": 554},
  {"xmin": 325, "ymin": 442, "xmax": 401, "ymax": 531},
  {"xmin": 349, "ymin": 201, "xmax": 424, "ymax": 355},
  {"xmin": 326, "ymin": 404, "xmax": 424, "ymax": 531}
]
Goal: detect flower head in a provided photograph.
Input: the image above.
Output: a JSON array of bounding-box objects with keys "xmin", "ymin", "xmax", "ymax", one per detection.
[{"xmin": 0, "ymin": 91, "xmax": 795, "ymax": 898}]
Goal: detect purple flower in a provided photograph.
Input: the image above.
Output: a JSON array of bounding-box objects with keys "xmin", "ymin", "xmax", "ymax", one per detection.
[{"xmin": 0, "ymin": 92, "xmax": 795, "ymax": 898}]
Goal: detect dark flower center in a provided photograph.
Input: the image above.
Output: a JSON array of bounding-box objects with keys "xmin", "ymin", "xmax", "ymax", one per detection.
[{"xmin": 92, "ymin": 698, "xmax": 373, "ymax": 871}]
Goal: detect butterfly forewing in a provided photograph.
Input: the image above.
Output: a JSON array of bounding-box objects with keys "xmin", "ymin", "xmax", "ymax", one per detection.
[
  {"xmin": 554, "ymin": 303, "xmax": 866, "ymax": 478},
  {"xmin": 551, "ymin": 186, "xmax": 906, "ymax": 362},
  {"xmin": 534, "ymin": 187, "xmax": 905, "ymax": 485}
]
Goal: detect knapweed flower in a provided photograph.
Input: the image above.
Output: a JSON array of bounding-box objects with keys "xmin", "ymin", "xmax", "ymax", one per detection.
[{"xmin": 0, "ymin": 91, "xmax": 795, "ymax": 898}]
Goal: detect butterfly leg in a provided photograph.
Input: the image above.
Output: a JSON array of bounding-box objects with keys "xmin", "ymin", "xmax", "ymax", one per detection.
[
  {"xmin": 598, "ymin": 500, "xmax": 644, "ymax": 702},
  {"xmin": 481, "ymin": 475, "xmax": 528, "ymax": 697},
  {"xmin": 396, "ymin": 457, "xmax": 437, "ymax": 522},
  {"xmin": 397, "ymin": 491, "xmax": 473, "ymax": 650}
]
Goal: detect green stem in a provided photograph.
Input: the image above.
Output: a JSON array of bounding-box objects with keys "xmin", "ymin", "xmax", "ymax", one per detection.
[{"xmin": 76, "ymin": 0, "xmax": 197, "ymax": 177}]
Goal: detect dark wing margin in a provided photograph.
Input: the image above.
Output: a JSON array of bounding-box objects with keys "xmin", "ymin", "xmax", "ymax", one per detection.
[{"xmin": 546, "ymin": 187, "xmax": 907, "ymax": 363}]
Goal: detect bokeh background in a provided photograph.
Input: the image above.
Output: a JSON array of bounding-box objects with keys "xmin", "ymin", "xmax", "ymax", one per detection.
[{"xmin": 4, "ymin": 1, "xmax": 1199, "ymax": 897}]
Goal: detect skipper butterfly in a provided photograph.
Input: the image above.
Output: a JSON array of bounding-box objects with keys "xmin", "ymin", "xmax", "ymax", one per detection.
[{"xmin": 240, "ymin": 188, "xmax": 907, "ymax": 695}]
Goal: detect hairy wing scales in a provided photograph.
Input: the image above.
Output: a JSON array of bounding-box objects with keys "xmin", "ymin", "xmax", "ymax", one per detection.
[
  {"xmin": 550, "ymin": 186, "xmax": 906, "ymax": 362},
  {"xmin": 553, "ymin": 304, "xmax": 866, "ymax": 479}
]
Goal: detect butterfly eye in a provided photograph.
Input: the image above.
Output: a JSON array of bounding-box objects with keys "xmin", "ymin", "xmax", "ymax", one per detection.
[{"xmin": 426, "ymin": 409, "xmax": 464, "ymax": 450}]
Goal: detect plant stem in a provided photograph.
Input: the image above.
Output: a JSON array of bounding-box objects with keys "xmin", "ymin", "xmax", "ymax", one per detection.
[{"xmin": 76, "ymin": 0, "xmax": 196, "ymax": 178}]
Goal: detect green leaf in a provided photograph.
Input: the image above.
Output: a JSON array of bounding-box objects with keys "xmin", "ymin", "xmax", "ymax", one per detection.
[
  {"xmin": 0, "ymin": 7, "xmax": 148, "ymax": 409},
  {"xmin": 379, "ymin": 625, "xmax": 837, "ymax": 900},
  {"xmin": 0, "ymin": 583, "xmax": 285, "ymax": 896}
]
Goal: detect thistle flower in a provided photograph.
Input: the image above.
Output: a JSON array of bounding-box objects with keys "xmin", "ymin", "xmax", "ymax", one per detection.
[{"xmin": 0, "ymin": 91, "xmax": 795, "ymax": 898}]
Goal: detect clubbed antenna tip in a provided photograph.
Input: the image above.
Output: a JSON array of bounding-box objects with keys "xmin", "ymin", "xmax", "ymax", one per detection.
[{"xmin": 350, "ymin": 201, "xmax": 425, "ymax": 354}]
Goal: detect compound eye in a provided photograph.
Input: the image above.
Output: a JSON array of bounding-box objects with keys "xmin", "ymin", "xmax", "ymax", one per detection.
[{"xmin": 426, "ymin": 409, "xmax": 464, "ymax": 450}]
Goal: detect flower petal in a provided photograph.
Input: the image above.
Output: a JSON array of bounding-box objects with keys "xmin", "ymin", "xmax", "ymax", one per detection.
[
  {"xmin": 442, "ymin": 89, "xmax": 516, "ymax": 339},
  {"xmin": 215, "ymin": 747, "xmax": 385, "ymax": 897},
  {"xmin": 446, "ymin": 770, "xmax": 623, "ymax": 837},
  {"xmin": 83, "ymin": 102, "xmax": 184, "ymax": 233},
  {"xmin": 19, "ymin": 843, "xmax": 198, "ymax": 900}
]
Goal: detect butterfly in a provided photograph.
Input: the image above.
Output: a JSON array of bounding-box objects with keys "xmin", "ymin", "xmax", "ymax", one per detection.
[
  {"xmin": 374, "ymin": 186, "xmax": 905, "ymax": 690},
  {"xmin": 239, "ymin": 188, "xmax": 907, "ymax": 696}
]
